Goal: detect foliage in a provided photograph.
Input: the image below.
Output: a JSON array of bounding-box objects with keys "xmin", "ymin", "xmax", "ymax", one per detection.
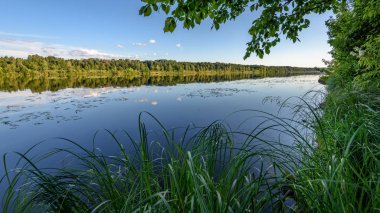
[
  {"xmin": 0, "ymin": 55, "xmax": 321, "ymax": 75},
  {"xmin": 0, "ymin": 55, "xmax": 321, "ymax": 93},
  {"xmin": 326, "ymin": 0, "xmax": 380, "ymax": 83},
  {"xmin": 307, "ymin": 0, "xmax": 380, "ymax": 211},
  {"xmin": 139, "ymin": 0, "xmax": 342, "ymax": 58},
  {"xmin": 0, "ymin": 71, "xmax": 310, "ymax": 93},
  {"xmin": 296, "ymin": 87, "xmax": 380, "ymax": 211}
]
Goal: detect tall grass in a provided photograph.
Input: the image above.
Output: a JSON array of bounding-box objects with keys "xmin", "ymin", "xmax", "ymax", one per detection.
[
  {"xmin": 1, "ymin": 89, "xmax": 379, "ymax": 212},
  {"xmin": 282, "ymin": 82, "xmax": 380, "ymax": 211}
]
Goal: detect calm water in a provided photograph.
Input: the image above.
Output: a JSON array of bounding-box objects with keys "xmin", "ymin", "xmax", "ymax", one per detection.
[{"xmin": 0, "ymin": 75, "xmax": 323, "ymax": 167}]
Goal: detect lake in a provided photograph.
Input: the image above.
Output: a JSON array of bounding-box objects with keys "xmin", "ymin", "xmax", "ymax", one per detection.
[{"xmin": 0, "ymin": 74, "xmax": 323, "ymax": 169}]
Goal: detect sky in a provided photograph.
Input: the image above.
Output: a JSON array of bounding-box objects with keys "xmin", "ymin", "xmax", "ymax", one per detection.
[{"xmin": 0, "ymin": 0, "xmax": 333, "ymax": 67}]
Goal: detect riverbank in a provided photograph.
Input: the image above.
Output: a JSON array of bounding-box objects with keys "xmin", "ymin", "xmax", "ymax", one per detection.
[
  {"xmin": 288, "ymin": 74, "xmax": 380, "ymax": 210},
  {"xmin": 291, "ymin": 0, "xmax": 380, "ymax": 209}
]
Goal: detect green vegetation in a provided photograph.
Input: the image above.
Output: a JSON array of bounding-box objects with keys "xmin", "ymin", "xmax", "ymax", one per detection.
[
  {"xmin": 143, "ymin": 0, "xmax": 380, "ymax": 210},
  {"xmin": 0, "ymin": 71, "xmax": 304, "ymax": 93},
  {"xmin": 1, "ymin": 0, "xmax": 379, "ymax": 212},
  {"xmin": 0, "ymin": 109, "xmax": 327, "ymax": 212},
  {"xmin": 0, "ymin": 55, "xmax": 321, "ymax": 92},
  {"xmin": 140, "ymin": 0, "xmax": 341, "ymax": 58},
  {"xmin": 0, "ymin": 55, "xmax": 321, "ymax": 75},
  {"xmin": 300, "ymin": 0, "xmax": 380, "ymax": 210}
]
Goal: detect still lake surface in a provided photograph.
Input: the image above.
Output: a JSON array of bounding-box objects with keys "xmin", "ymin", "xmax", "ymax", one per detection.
[{"xmin": 0, "ymin": 75, "xmax": 323, "ymax": 166}]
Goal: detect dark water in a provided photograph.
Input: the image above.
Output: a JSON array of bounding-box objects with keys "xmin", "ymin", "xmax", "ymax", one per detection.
[{"xmin": 0, "ymin": 75, "xmax": 323, "ymax": 170}]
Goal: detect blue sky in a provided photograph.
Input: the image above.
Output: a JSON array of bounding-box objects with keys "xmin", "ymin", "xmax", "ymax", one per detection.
[{"xmin": 0, "ymin": 0, "xmax": 333, "ymax": 67}]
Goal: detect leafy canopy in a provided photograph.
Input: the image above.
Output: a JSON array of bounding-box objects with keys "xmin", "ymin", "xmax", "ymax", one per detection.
[
  {"xmin": 139, "ymin": 0, "xmax": 342, "ymax": 59},
  {"xmin": 325, "ymin": 0, "xmax": 380, "ymax": 85}
]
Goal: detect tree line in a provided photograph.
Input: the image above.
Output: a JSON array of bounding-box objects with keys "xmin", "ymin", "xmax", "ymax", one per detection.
[
  {"xmin": 0, "ymin": 70, "xmax": 307, "ymax": 93},
  {"xmin": 0, "ymin": 55, "xmax": 322, "ymax": 76}
]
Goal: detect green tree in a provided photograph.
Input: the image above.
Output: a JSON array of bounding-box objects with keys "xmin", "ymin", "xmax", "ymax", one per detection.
[
  {"xmin": 139, "ymin": 0, "xmax": 341, "ymax": 59},
  {"xmin": 326, "ymin": 0, "xmax": 380, "ymax": 86}
]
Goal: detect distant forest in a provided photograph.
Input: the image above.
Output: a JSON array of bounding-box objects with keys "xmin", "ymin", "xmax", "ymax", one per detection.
[{"xmin": 0, "ymin": 55, "xmax": 323, "ymax": 76}]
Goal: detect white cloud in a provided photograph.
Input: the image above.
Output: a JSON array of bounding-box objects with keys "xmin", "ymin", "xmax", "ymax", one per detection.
[
  {"xmin": 132, "ymin": 42, "xmax": 147, "ymax": 47},
  {"xmin": 0, "ymin": 49, "xmax": 30, "ymax": 58},
  {"xmin": 176, "ymin": 43, "xmax": 181, "ymax": 48},
  {"xmin": 116, "ymin": 44, "xmax": 124, "ymax": 48},
  {"xmin": 69, "ymin": 48, "xmax": 118, "ymax": 59},
  {"xmin": 133, "ymin": 40, "xmax": 156, "ymax": 47},
  {"xmin": 0, "ymin": 31, "xmax": 58, "ymax": 39},
  {"xmin": 0, "ymin": 38, "xmax": 140, "ymax": 60},
  {"xmin": 153, "ymin": 52, "xmax": 157, "ymax": 56}
]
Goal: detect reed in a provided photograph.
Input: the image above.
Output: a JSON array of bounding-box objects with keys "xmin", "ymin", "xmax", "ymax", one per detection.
[{"xmin": 1, "ymin": 88, "xmax": 379, "ymax": 212}]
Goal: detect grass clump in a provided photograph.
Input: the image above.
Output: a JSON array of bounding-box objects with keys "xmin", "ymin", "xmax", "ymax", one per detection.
[
  {"xmin": 298, "ymin": 82, "xmax": 380, "ymax": 211},
  {"xmin": 2, "ymin": 111, "xmax": 306, "ymax": 212}
]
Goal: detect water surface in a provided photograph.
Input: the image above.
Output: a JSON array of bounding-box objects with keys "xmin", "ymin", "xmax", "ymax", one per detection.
[{"xmin": 0, "ymin": 75, "xmax": 323, "ymax": 163}]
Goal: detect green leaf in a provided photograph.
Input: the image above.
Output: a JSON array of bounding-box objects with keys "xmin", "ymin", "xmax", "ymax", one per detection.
[
  {"xmin": 195, "ymin": 15, "xmax": 201, "ymax": 25},
  {"xmin": 305, "ymin": 19, "xmax": 310, "ymax": 26},
  {"xmin": 213, "ymin": 22, "xmax": 220, "ymax": 30},
  {"xmin": 258, "ymin": 52, "xmax": 264, "ymax": 59},
  {"xmin": 138, "ymin": 6, "xmax": 147, "ymax": 15},
  {"xmin": 164, "ymin": 17, "xmax": 176, "ymax": 33},
  {"xmin": 152, "ymin": 4, "xmax": 158, "ymax": 12},
  {"xmin": 144, "ymin": 6, "xmax": 152, "ymax": 16},
  {"xmin": 161, "ymin": 4, "xmax": 170, "ymax": 14},
  {"xmin": 265, "ymin": 46, "xmax": 270, "ymax": 54},
  {"xmin": 184, "ymin": 19, "xmax": 190, "ymax": 28}
]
